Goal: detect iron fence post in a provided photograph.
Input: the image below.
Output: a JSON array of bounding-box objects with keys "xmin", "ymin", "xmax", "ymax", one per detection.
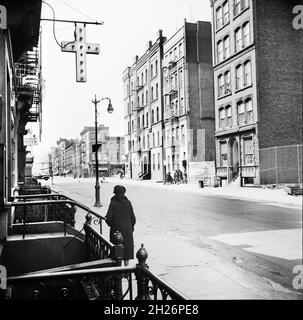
[{"xmin": 135, "ymin": 243, "xmax": 150, "ymax": 300}]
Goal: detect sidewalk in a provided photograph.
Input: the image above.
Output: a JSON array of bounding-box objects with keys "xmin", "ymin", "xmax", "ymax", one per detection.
[
  {"xmin": 51, "ymin": 176, "xmax": 302, "ymax": 209},
  {"xmin": 105, "ymin": 176, "xmax": 302, "ymax": 209}
]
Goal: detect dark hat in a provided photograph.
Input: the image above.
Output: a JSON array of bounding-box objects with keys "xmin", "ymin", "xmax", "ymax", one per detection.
[{"xmin": 113, "ymin": 185, "xmax": 126, "ymax": 195}]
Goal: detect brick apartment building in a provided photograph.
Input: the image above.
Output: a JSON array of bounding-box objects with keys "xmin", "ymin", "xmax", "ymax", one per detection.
[
  {"xmin": 123, "ymin": 22, "xmax": 215, "ymax": 182},
  {"xmin": 210, "ymin": 0, "xmax": 302, "ymax": 186},
  {"xmin": 123, "ymin": 30, "xmax": 166, "ymax": 181},
  {"xmin": 163, "ymin": 20, "xmax": 215, "ymax": 182}
]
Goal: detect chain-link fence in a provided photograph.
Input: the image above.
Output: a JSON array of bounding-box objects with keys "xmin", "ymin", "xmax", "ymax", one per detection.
[{"xmin": 259, "ymin": 144, "xmax": 302, "ymax": 185}]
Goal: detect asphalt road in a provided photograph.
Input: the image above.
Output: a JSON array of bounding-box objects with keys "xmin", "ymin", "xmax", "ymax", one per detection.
[{"xmin": 48, "ymin": 177, "xmax": 302, "ymax": 299}]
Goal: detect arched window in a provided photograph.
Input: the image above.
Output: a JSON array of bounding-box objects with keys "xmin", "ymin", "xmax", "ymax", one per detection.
[
  {"xmin": 146, "ymin": 90, "xmax": 148, "ymax": 104},
  {"xmin": 244, "ymin": 60, "xmax": 252, "ymax": 86},
  {"xmin": 218, "ymin": 74, "xmax": 224, "ymax": 96},
  {"xmin": 152, "ymin": 132, "xmax": 155, "ymax": 146},
  {"xmin": 223, "ymin": 36, "xmax": 230, "ymax": 59},
  {"xmin": 142, "ymin": 93, "xmax": 144, "ymax": 106},
  {"xmin": 234, "ymin": 0, "xmax": 241, "ymax": 16},
  {"xmin": 156, "ymin": 107, "xmax": 159, "ymax": 121},
  {"xmin": 157, "ymin": 131, "xmax": 160, "ymax": 146},
  {"xmin": 155, "ymin": 60, "xmax": 158, "ymax": 74},
  {"xmin": 138, "ymin": 116, "xmax": 141, "ymax": 129},
  {"xmin": 235, "ymin": 27, "xmax": 242, "ymax": 52},
  {"xmin": 152, "ymin": 109, "xmax": 155, "ymax": 123},
  {"xmin": 146, "ymin": 112, "xmax": 149, "ymax": 127},
  {"xmin": 223, "ymin": 1, "xmax": 229, "ymax": 24},
  {"xmin": 145, "ymin": 69, "xmax": 148, "ymax": 83},
  {"xmin": 156, "ymin": 83, "xmax": 159, "ymax": 98},
  {"xmin": 243, "ymin": 22, "xmax": 250, "ymax": 47},
  {"xmin": 245, "ymin": 98, "xmax": 253, "ymax": 123},
  {"xmin": 151, "ymin": 87, "xmax": 154, "ymax": 100},
  {"xmin": 236, "ymin": 64, "xmax": 243, "ymax": 89},
  {"xmin": 141, "ymin": 73, "xmax": 144, "ymax": 85},
  {"xmin": 216, "ymin": 6, "xmax": 223, "ymax": 29},
  {"xmin": 137, "ymin": 96, "xmax": 140, "ymax": 108},
  {"xmin": 143, "ymin": 136, "xmax": 145, "ymax": 149},
  {"xmin": 219, "ymin": 108, "xmax": 226, "ymax": 128},
  {"xmin": 237, "ymin": 100, "xmax": 245, "ymax": 125},
  {"xmin": 142, "ymin": 114, "xmax": 145, "ymax": 128},
  {"xmin": 151, "ymin": 64, "xmax": 153, "ymax": 78},
  {"xmin": 217, "ymin": 40, "xmax": 223, "ymax": 62},
  {"xmin": 226, "ymin": 105, "xmax": 232, "ymax": 126},
  {"xmin": 131, "ymin": 101, "xmax": 134, "ymax": 112},
  {"xmin": 224, "ymin": 71, "xmax": 231, "ymax": 94}
]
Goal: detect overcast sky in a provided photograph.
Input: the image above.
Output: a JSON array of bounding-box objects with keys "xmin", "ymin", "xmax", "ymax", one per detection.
[{"xmin": 30, "ymin": 0, "xmax": 212, "ymax": 165}]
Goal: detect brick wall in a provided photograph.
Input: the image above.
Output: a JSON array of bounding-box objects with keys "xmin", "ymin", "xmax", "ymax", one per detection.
[{"xmin": 255, "ymin": 0, "xmax": 303, "ymax": 149}]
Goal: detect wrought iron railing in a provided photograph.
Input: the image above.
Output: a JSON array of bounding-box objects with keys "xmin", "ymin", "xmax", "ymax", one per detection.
[{"xmin": 5, "ymin": 244, "xmax": 187, "ymax": 300}]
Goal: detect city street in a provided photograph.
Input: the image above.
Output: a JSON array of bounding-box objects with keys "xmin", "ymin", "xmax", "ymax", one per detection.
[{"xmin": 46, "ymin": 177, "xmax": 302, "ymax": 300}]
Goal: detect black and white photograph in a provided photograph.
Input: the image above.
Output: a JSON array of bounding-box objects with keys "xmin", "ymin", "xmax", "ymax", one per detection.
[{"xmin": 0, "ymin": 0, "xmax": 302, "ymax": 308}]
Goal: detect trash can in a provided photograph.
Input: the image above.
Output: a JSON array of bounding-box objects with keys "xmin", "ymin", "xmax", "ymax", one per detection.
[{"xmin": 198, "ymin": 180, "xmax": 204, "ymax": 188}]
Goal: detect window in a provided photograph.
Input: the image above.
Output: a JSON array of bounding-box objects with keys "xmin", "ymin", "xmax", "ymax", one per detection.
[
  {"xmin": 217, "ymin": 40, "xmax": 223, "ymax": 62},
  {"xmin": 131, "ymin": 120, "xmax": 134, "ymax": 131},
  {"xmin": 223, "ymin": 1, "xmax": 229, "ymax": 24},
  {"xmin": 179, "ymin": 43, "xmax": 183, "ymax": 57},
  {"xmin": 151, "ymin": 87, "xmax": 154, "ymax": 100},
  {"xmin": 141, "ymin": 73, "xmax": 144, "ymax": 85},
  {"xmin": 245, "ymin": 98, "xmax": 253, "ymax": 123},
  {"xmin": 147, "ymin": 134, "xmax": 150, "ymax": 148},
  {"xmin": 244, "ymin": 60, "xmax": 252, "ymax": 86},
  {"xmin": 226, "ymin": 105, "xmax": 232, "ymax": 126},
  {"xmin": 234, "ymin": 0, "xmax": 241, "ymax": 16},
  {"xmin": 146, "ymin": 112, "xmax": 149, "ymax": 127},
  {"xmin": 142, "ymin": 114, "xmax": 145, "ymax": 128},
  {"xmin": 155, "ymin": 60, "xmax": 158, "ymax": 74},
  {"xmin": 157, "ymin": 153, "xmax": 160, "ymax": 170},
  {"xmin": 145, "ymin": 69, "xmax": 148, "ymax": 83},
  {"xmin": 143, "ymin": 136, "xmax": 145, "ymax": 149},
  {"xmin": 224, "ymin": 71, "xmax": 231, "ymax": 94},
  {"xmin": 146, "ymin": 90, "xmax": 148, "ymax": 104},
  {"xmin": 137, "ymin": 96, "xmax": 140, "ymax": 108},
  {"xmin": 219, "ymin": 108, "xmax": 226, "ymax": 128},
  {"xmin": 180, "ymin": 98, "xmax": 184, "ymax": 114},
  {"xmin": 179, "ymin": 68, "xmax": 183, "ymax": 89},
  {"xmin": 142, "ymin": 93, "xmax": 144, "ymax": 106},
  {"xmin": 243, "ymin": 22, "xmax": 250, "ymax": 47},
  {"xmin": 156, "ymin": 83, "xmax": 159, "ymax": 98},
  {"xmin": 218, "ymin": 74, "xmax": 224, "ymax": 97},
  {"xmin": 156, "ymin": 107, "xmax": 159, "ymax": 122},
  {"xmin": 172, "ymin": 128, "xmax": 175, "ymax": 145},
  {"xmin": 157, "ymin": 131, "xmax": 160, "ymax": 146},
  {"xmin": 216, "ymin": 6, "xmax": 223, "ymax": 29},
  {"xmin": 176, "ymin": 127, "xmax": 179, "ymax": 141},
  {"xmin": 181, "ymin": 125, "xmax": 185, "ymax": 143},
  {"xmin": 220, "ymin": 141, "xmax": 227, "ymax": 166},
  {"xmin": 174, "ymin": 47, "xmax": 178, "ymax": 60},
  {"xmin": 152, "ymin": 109, "xmax": 155, "ymax": 124},
  {"xmin": 223, "ymin": 36, "xmax": 230, "ymax": 59},
  {"xmin": 152, "ymin": 132, "xmax": 155, "ymax": 147},
  {"xmin": 237, "ymin": 101, "xmax": 245, "ymax": 125},
  {"xmin": 243, "ymin": 137, "xmax": 254, "ymax": 164},
  {"xmin": 236, "ymin": 64, "xmax": 243, "ymax": 89},
  {"xmin": 151, "ymin": 65, "xmax": 154, "ymax": 78},
  {"xmin": 153, "ymin": 154, "xmax": 155, "ymax": 170},
  {"xmin": 235, "ymin": 27, "xmax": 242, "ymax": 51},
  {"xmin": 138, "ymin": 116, "xmax": 141, "ymax": 129}
]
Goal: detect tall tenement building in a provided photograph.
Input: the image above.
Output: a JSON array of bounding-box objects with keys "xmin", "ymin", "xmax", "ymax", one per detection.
[
  {"xmin": 123, "ymin": 30, "xmax": 166, "ymax": 181},
  {"xmin": 210, "ymin": 0, "xmax": 302, "ymax": 186},
  {"xmin": 123, "ymin": 22, "xmax": 215, "ymax": 181}
]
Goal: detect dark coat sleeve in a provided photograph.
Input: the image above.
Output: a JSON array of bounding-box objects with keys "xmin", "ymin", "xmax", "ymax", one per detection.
[
  {"xmin": 129, "ymin": 201, "xmax": 136, "ymax": 230},
  {"xmin": 105, "ymin": 201, "xmax": 114, "ymax": 227}
]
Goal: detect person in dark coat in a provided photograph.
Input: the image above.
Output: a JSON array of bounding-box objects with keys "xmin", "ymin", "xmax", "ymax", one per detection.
[{"xmin": 105, "ymin": 185, "xmax": 136, "ymax": 266}]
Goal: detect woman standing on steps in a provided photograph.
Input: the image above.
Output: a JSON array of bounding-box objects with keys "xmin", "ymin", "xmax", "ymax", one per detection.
[{"xmin": 105, "ymin": 185, "xmax": 136, "ymax": 266}]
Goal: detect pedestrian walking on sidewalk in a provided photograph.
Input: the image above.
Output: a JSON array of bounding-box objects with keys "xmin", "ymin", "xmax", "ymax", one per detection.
[{"xmin": 105, "ymin": 185, "xmax": 136, "ymax": 266}]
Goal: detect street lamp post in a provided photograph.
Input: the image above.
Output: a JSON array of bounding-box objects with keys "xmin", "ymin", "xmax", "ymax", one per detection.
[{"xmin": 92, "ymin": 94, "xmax": 114, "ymax": 207}]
